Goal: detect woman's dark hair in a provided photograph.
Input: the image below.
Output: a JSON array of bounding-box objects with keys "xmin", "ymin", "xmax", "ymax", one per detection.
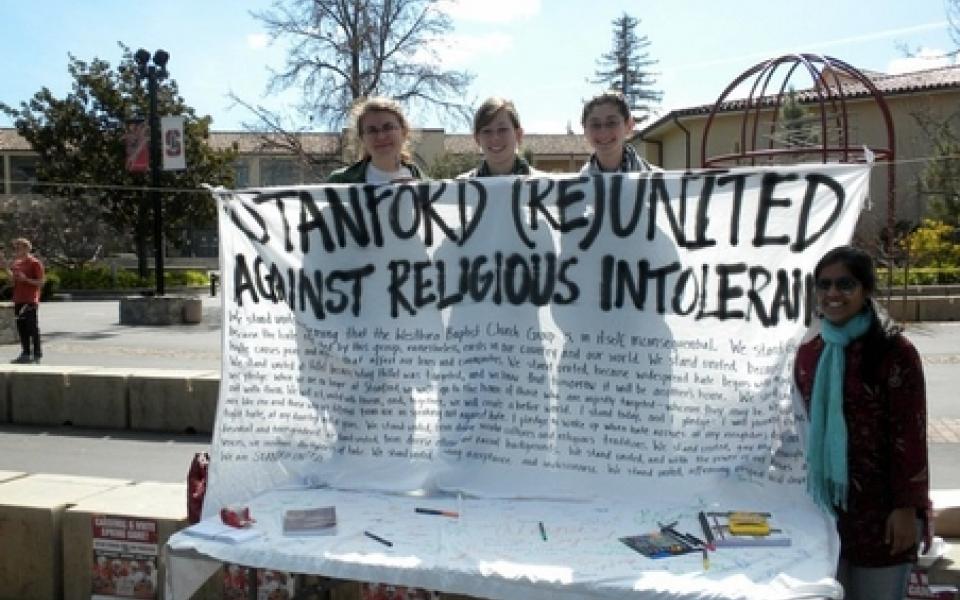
[
  {"xmin": 814, "ymin": 245, "xmax": 877, "ymax": 295},
  {"xmin": 580, "ymin": 91, "xmax": 631, "ymax": 126},
  {"xmin": 473, "ymin": 97, "xmax": 521, "ymax": 134},
  {"xmin": 816, "ymin": 245, "xmax": 901, "ymax": 378}
]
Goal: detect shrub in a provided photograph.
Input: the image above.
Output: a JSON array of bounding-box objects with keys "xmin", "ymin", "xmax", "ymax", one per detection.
[
  {"xmin": 877, "ymin": 266, "xmax": 960, "ymax": 286},
  {"xmin": 49, "ymin": 266, "xmax": 210, "ymax": 290}
]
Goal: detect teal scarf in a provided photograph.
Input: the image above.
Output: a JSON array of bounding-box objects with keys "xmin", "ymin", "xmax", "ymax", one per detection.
[{"xmin": 806, "ymin": 308, "xmax": 872, "ymax": 513}]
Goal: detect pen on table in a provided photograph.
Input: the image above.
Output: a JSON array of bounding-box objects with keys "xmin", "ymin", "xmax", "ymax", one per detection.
[
  {"xmin": 364, "ymin": 530, "xmax": 393, "ymax": 547},
  {"xmin": 680, "ymin": 529, "xmax": 708, "ymax": 550},
  {"xmin": 415, "ymin": 507, "xmax": 460, "ymax": 518},
  {"xmin": 538, "ymin": 521, "xmax": 548, "ymax": 541},
  {"xmin": 698, "ymin": 511, "xmax": 716, "ymax": 551}
]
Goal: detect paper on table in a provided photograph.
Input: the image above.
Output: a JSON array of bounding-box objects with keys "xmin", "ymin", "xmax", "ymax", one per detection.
[{"xmin": 184, "ymin": 518, "xmax": 264, "ymax": 544}]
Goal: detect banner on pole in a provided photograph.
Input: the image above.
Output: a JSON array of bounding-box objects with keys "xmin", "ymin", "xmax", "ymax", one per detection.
[
  {"xmin": 124, "ymin": 120, "xmax": 149, "ymax": 173},
  {"xmin": 161, "ymin": 116, "xmax": 186, "ymax": 171}
]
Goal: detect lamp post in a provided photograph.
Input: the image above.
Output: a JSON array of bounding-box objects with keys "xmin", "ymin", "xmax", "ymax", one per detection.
[{"xmin": 134, "ymin": 48, "xmax": 170, "ymax": 297}]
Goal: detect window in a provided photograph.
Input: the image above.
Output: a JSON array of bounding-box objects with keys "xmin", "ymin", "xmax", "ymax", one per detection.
[
  {"xmin": 0, "ymin": 157, "xmax": 6, "ymax": 194},
  {"xmin": 232, "ymin": 159, "xmax": 251, "ymax": 188},
  {"xmin": 9, "ymin": 155, "xmax": 39, "ymax": 194},
  {"xmin": 260, "ymin": 158, "xmax": 299, "ymax": 186}
]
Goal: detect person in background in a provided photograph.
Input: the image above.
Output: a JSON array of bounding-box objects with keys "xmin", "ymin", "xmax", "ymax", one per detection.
[
  {"xmin": 580, "ymin": 91, "xmax": 660, "ymax": 174},
  {"xmin": 1, "ymin": 238, "xmax": 44, "ymax": 364},
  {"xmin": 327, "ymin": 96, "xmax": 425, "ymax": 184},
  {"xmin": 794, "ymin": 245, "xmax": 930, "ymax": 600},
  {"xmin": 459, "ymin": 97, "xmax": 540, "ymax": 178}
]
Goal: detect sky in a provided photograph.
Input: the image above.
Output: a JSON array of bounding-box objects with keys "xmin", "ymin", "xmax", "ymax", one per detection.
[{"xmin": 1, "ymin": 0, "xmax": 957, "ymax": 134}]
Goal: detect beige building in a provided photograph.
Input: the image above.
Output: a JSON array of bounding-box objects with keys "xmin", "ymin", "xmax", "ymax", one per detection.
[
  {"xmin": 0, "ymin": 127, "xmax": 591, "ymax": 194},
  {"xmin": 200, "ymin": 129, "xmax": 592, "ymax": 187},
  {"xmin": 637, "ymin": 64, "xmax": 960, "ymax": 247}
]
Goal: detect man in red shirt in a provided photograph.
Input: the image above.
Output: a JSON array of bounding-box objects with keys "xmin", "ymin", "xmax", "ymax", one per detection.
[{"xmin": 1, "ymin": 238, "xmax": 45, "ymax": 363}]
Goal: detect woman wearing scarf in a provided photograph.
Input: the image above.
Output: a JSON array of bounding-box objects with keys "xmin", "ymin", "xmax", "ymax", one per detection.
[
  {"xmin": 579, "ymin": 91, "xmax": 660, "ymax": 175},
  {"xmin": 794, "ymin": 245, "xmax": 930, "ymax": 600},
  {"xmin": 327, "ymin": 97, "xmax": 425, "ymax": 184},
  {"xmin": 458, "ymin": 97, "xmax": 540, "ymax": 178}
]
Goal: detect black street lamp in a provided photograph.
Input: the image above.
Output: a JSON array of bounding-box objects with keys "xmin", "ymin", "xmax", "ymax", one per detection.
[{"xmin": 134, "ymin": 48, "xmax": 170, "ymax": 296}]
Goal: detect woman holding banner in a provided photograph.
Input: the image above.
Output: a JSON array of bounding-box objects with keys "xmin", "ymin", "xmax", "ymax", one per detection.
[
  {"xmin": 579, "ymin": 91, "xmax": 660, "ymax": 174},
  {"xmin": 458, "ymin": 97, "xmax": 540, "ymax": 178},
  {"xmin": 327, "ymin": 97, "xmax": 425, "ymax": 184},
  {"xmin": 794, "ymin": 245, "xmax": 930, "ymax": 600}
]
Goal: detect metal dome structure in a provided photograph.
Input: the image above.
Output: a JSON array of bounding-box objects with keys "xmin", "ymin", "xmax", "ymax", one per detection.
[{"xmin": 700, "ymin": 53, "xmax": 896, "ymax": 250}]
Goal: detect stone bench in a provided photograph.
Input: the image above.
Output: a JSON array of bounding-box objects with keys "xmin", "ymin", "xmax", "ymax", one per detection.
[
  {"xmin": 1, "ymin": 366, "xmax": 220, "ymax": 434},
  {"xmin": 879, "ymin": 296, "xmax": 960, "ymax": 322},
  {"xmin": 119, "ymin": 295, "xmax": 204, "ymax": 325},
  {"xmin": 0, "ymin": 301, "xmax": 18, "ymax": 345},
  {"xmin": 0, "ymin": 474, "xmax": 132, "ymax": 600}
]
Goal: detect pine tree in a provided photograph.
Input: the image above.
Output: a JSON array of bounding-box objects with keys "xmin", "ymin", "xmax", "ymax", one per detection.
[{"xmin": 590, "ymin": 13, "xmax": 662, "ymax": 124}]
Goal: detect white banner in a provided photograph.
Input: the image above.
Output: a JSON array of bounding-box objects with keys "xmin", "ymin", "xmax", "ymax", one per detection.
[
  {"xmin": 160, "ymin": 116, "xmax": 186, "ymax": 171},
  {"xmin": 205, "ymin": 164, "xmax": 869, "ymax": 513}
]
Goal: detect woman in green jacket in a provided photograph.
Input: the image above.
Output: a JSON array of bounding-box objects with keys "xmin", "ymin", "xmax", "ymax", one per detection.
[
  {"xmin": 327, "ymin": 97, "xmax": 425, "ymax": 184},
  {"xmin": 458, "ymin": 97, "xmax": 540, "ymax": 178}
]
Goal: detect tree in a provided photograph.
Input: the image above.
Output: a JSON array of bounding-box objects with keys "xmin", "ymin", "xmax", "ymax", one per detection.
[
  {"xmin": 426, "ymin": 151, "xmax": 478, "ymax": 180},
  {"xmin": 920, "ymin": 126, "xmax": 960, "ymax": 226},
  {"xmin": 0, "ymin": 44, "xmax": 236, "ymax": 274},
  {"xmin": 590, "ymin": 12, "xmax": 662, "ymax": 124},
  {"xmin": 245, "ymin": 0, "xmax": 474, "ymax": 132}
]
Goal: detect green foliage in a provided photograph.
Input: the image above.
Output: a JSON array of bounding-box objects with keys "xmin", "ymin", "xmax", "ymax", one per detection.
[
  {"xmin": 920, "ymin": 129, "xmax": 960, "ymax": 226},
  {"xmin": 0, "ymin": 43, "xmax": 237, "ymax": 271},
  {"xmin": 900, "ymin": 219, "xmax": 960, "ymax": 267},
  {"xmin": 427, "ymin": 151, "xmax": 479, "ymax": 180},
  {"xmin": 779, "ymin": 87, "xmax": 820, "ymax": 148},
  {"xmin": 48, "ymin": 266, "xmax": 209, "ymax": 290},
  {"xmin": 877, "ymin": 266, "xmax": 960, "ymax": 286},
  {"xmin": 590, "ymin": 12, "xmax": 662, "ymax": 123}
]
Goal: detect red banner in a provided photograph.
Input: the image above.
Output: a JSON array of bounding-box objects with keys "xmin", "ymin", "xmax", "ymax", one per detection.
[{"xmin": 124, "ymin": 120, "xmax": 149, "ymax": 173}]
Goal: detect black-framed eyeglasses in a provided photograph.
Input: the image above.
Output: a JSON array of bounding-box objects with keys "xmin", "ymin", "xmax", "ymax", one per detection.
[
  {"xmin": 362, "ymin": 122, "xmax": 399, "ymax": 137},
  {"xmin": 815, "ymin": 276, "xmax": 859, "ymax": 293}
]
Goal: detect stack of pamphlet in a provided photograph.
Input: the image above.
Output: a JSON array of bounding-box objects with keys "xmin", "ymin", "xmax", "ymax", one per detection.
[{"xmin": 282, "ymin": 506, "xmax": 338, "ymax": 536}]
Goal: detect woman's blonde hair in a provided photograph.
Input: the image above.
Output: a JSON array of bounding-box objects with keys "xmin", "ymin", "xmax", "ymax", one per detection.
[
  {"xmin": 11, "ymin": 238, "xmax": 32, "ymax": 251},
  {"xmin": 350, "ymin": 96, "xmax": 414, "ymax": 163},
  {"xmin": 473, "ymin": 97, "xmax": 522, "ymax": 134}
]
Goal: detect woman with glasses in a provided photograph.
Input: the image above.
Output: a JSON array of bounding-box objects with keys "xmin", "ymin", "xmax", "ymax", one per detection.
[
  {"xmin": 579, "ymin": 91, "xmax": 660, "ymax": 174},
  {"xmin": 327, "ymin": 97, "xmax": 425, "ymax": 184},
  {"xmin": 794, "ymin": 245, "xmax": 930, "ymax": 600},
  {"xmin": 458, "ymin": 97, "xmax": 540, "ymax": 178}
]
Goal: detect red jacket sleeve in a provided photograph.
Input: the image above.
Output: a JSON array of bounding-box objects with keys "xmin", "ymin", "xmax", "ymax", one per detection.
[{"xmin": 886, "ymin": 335, "xmax": 930, "ymax": 509}]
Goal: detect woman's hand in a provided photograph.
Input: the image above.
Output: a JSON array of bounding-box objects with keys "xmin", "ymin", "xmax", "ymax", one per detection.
[{"xmin": 885, "ymin": 506, "xmax": 917, "ymax": 555}]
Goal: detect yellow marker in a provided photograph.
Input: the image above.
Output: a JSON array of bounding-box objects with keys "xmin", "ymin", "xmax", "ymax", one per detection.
[{"xmin": 728, "ymin": 512, "xmax": 770, "ymax": 536}]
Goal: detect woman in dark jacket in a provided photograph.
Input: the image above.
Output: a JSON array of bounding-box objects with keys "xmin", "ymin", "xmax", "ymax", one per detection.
[
  {"xmin": 794, "ymin": 245, "xmax": 930, "ymax": 600},
  {"xmin": 458, "ymin": 97, "xmax": 540, "ymax": 178},
  {"xmin": 327, "ymin": 96, "xmax": 424, "ymax": 184}
]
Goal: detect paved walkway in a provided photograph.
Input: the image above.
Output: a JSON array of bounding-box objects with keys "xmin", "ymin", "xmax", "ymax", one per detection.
[{"xmin": 930, "ymin": 418, "xmax": 960, "ymax": 444}]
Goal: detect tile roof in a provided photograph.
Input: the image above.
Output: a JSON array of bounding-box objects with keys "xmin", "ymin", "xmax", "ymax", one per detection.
[
  {"xmin": 641, "ymin": 64, "xmax": 960, "ymax": 136},
  {"xmin": 0, "ymin": 128, "xmax": 30, "ymax": 151},
  {"xmin": 208, "ymin": 131, "xmax": 341, "ymax": 154}
]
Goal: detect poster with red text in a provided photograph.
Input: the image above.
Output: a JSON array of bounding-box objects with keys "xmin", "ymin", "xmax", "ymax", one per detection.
[{"xmin": 91, "ymin": 515, "xmax": 158, "ymax": 599}]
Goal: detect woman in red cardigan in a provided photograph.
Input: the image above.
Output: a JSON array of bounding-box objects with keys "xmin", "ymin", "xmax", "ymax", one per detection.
[{"xmin": 794, "ymin": 245, "xmax": 930, "ymax": 600}]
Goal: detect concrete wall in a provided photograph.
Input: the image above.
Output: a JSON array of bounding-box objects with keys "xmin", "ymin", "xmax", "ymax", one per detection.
[
  {"xmin": 1, "ymin": 367, "xmax": 220, "ymax": 433},
  {"xmin": 0, "ymin": 474, "xmax": 131, "ymax": 600}
]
